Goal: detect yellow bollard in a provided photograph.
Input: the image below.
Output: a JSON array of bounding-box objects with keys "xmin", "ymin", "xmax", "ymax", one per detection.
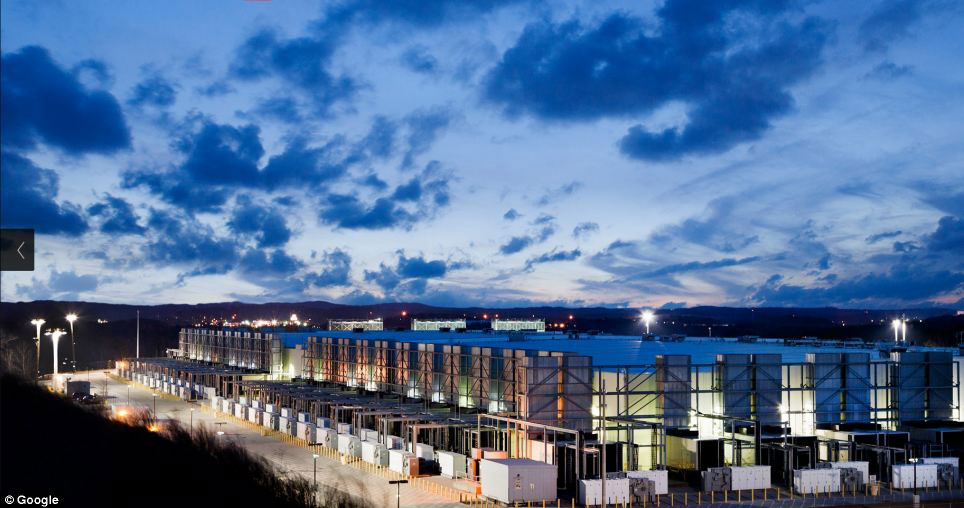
[{"xmin": 670, "ymin": 493, "xmax": 674, "ymax": 505}]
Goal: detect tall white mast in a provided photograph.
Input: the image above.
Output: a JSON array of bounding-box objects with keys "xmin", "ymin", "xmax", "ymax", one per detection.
[{"xmin": 136, "ymin": 309, "xmax": 140, "ymax": 358}]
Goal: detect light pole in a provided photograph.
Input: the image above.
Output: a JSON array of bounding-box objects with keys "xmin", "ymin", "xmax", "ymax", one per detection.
[
  {"xmin": 153, "ymin": 393, "xmax": 158, "ymax": 417},
  {"xmin": 190, "ymin": 408, "xmax": 195, "ymax": 432},
  {"xmin": 30, "ymin": 318, "xmax": 44, "ymax": 380},
  {"xmin": 641, "ymin": 310, "xmax": 654, "ymax": 335},
  {"xmin": 389, "ymin": 479, "xmax": 408, "ymax": 508},
  {"xmin": 66, "ymin": 313, "xmax": 77, "ymax": 371},
  {"xmin": 892, "ymin": 319, "xmax": 900, "ymax": 342},
  {"xmin": 45, "ymin": 329, "xmax": 65, "ymax": 375},
  {"xmin": 312, "ymin": 453, "xmax": 319, "ymax": 490}
]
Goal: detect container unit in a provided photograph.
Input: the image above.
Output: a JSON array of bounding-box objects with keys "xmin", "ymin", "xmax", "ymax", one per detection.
[
  {"xmin": 339, "ymin": 434, "xmax": 362, "ymax": 457},
  {"xmin": 828, "ymin": 461, "xmax": 869, "ymax": 486},
  {"xmin": 222, "ymin": 399, "xmax": 233, "ymax": 414},
  {"xmin": 250, "ymin": 407, "xmax": 263, "ymax": 425},
  {"xmin": 730, "ymin": 465, "xmax": 771, "ymax": 490},
  {"xmin": 483, "ymin": 450, "xmax": 508, "ymax": 460},
  {"xmin": 922, "ymin": 457, "xmax": 959, "ymax": 467},
  {"xmin": 528, "ymin": 440, "xmax": 556, "ymax": 464},
  {"xmin": 234, "ymin": 403, "xmax": 245, "ymax": 419},
  {"xmin": 386, "ymin": 435, "xmax": 404, "ymax": 450},
  {"xmin": 320, "ymin": 428, "xmax": 338, "ymax": 449},
  {"xmin": 389, "ymin": 450, "xmax": 419, "ymax": 476},
  {"xmin": 480, "ymin": 459, "xmax": 557, "ymax": 504},
  {"xmin": 263, "ymin": 412, "xmax": 278, "ymax": 431},
  {"xmin": 281, "ymin": 407, "xmax": 295, "ymax": 419},
  {"xmin": 579, "ymin": 478, "xmax": 630, "ymax": 506},
  {"xmin": 438, "ymin": 451, "xmax": 467, "ymax": 479},
  {"xmin": 362, "ymin": 441, "xmax": 389, "ymax": 466},
  {"xmin": 179, "ymin": 386, "xmax": 191, "ymax": 400},
  {"xmin": 359, "ymin": 428, "xmax": 378, "ymax": 442},
  {"xmin": 278, "ymin": 416, "xmax": 295, "ymax": 435},
  {"xmin": 412, "ymin": 442, "xmax": 434, "ymax": 461},
  {"xmin": 892, "ymin": 464, "xmax": 939, "ymax": 488},
  {"xmin": 625, "ymin": 470, "xmax": 668, "ymax": 495},
  {"xmin": 251, "ymin": 400, "xmax": 262, "ymax": 410},
  {"xmin": 317, "ymin": 417, "xmax": 332, "ymax": 429},
  {"xmin": 265, "ymin": 403, "xmax": 277, "ymax": 414},
  {"xmin": 337, "ymin": 422, "xmax": 352, "ymax": 434},
  {"xmin": 297, "ymin": 421, "xmax": 318, "ymax": 443},
  {"xmin": 211, "ymin": 396, "xmax": 222, "ymax": 410},
  {"xmin": 793, "ymin": 468, "xmax": 840, "ymax": 494},
  {"xmin": 298, "ymin": 412, "xmax": 311, "ymax": 423}
]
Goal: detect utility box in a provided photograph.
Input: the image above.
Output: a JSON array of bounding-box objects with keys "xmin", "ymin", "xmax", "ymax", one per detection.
[
  {"xmin": 411, "ymin": 443, "xmax": 434, "ymax": 461},
  {"xmin": 234, "ymin": 403, "xmax": 245, "ymax": 419},
  {"xmin": 730, "ymin": 465, "xmax": 770, "ymax": 490},
  {"xmin": 829, "ymin": 461, "xmax": 869, "ymax": 486},
  {"xmin": 317, "ymin": 417, "xmax": 332, "ymax": 429},
  {"xmin": 386, "ymin": 435, "xmax": 404, "ymax": 449},
  {"xmin": 389, "ymin": 450, "xmax": 418, "ymax": 476},
  {"xmin": 626, "ymin": 470, "xmax": 668, "ymax": 495},
  {"xmin": 297, "ymin": 421, "xmax": 318, "ymax": 443},
  {"xmin": 280, "ymin": 407, "xmax": 294, "ymax": 419},
  {"xmin": 337, "ymin": 422, "xmax": 352, "ymax": 435},
  {"xmin": 339, "ymin": 434, "xmax": 361, "ymax": 457},
  {"xmin": 263, "ymin": 412, "xmax": 278, "ymax": 431},
  {"xmin": 438, "ymin": 451, "xmax": 467, "ymax": 479},
  {"xmin": 298, "ymin": 412, "xmax": 311, "ymax": 423},
  {"xmin": 247, "ymin": 407, "xmax": 261, "ymax": 424},
  {"xmin": 794, "ymin": 468, "xmax": 840, "ymax": 494},
  {"xmin": 359, "ymin": 428, "xmax": 378, "ymax": 442},
  {"xmin": 892, "ymin": 464, "xmax": 939, "ymax": 489},
  {"xmin": 579, "ymin": 478, "xmax": 630, "ymax": 506},
  {"xmin": 480, "ymin": 459, "xmax": 557, "ymax": 504},
  {"xmin": 320, "ymin": 428, "xmax": 338, "ymax": 449},
  {"xmin": 362, "ymin": 441, "xmax": 388, "ymax": 466}
]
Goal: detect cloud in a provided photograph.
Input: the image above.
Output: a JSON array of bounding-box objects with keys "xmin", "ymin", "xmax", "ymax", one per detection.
[
  {"xmin": 858, "ymin": 0, "xmax": 923, "ymax": 52},
  {"xmin": 536, "ymin": 181, "xmax": 581, "ymax": 206},
  {"xmin": 16, "ymin": 270, "xmax": 100, "ymax": 301},
  {"xmin": 499, "ymin": 216, "xmax": 557, "ymax": 255},
  {"xmin": 1, "ymin": 45, "xmax": 130, "ymax": 154},
  {"xmin": 503, "ymin": 209, "xmax": 521, "ymax": 221},
  {"xmin": 499, "ymin": 236, "xmax": 535, "ymax": 255},
  {"xmin": 306, "ymin": 249, "xmax": 352, "ymax": 287},
  {"xmin": 142, "ymin": 209, "xmax": 240, "ymax": 273},
  {"xmin": 893, "ymin": 241, "xmax": 920, "ymax": 253},
  {"xmin": 866, "ymin": 230, "xmax": 902, "ymax": 243},
  {"xmin": 0, "ymin": 151, "xmax": 88, "ymax": 236},
  {"xmin": 397, "ymin": 255, "xmax": 447, "ymax": 278},
  {"xmin": 651, "ymin": 196, "xmax": 759, "ymax": 253},
  {"xmin": 572, "ymin": 222, "xmax": 599, "ymax": 239},
  {"xmin": 483, "ymin": 6, "xmax": 829, "ymax": 160},
  {"xmin": 927, "ymin": 215, "xmax": 964, "ymax": 252},
  {"xmin": 634, "ymin": 256, "xmax": 762, "ymax": 280},
  {"xmin": 864, "ymin": 61, "xmax": 914, "ymax": 80},
  {"xmin": 226, "ymin": 195, "xmax": 292, "ymax": 248},
  {"xmin": 401, "ymin": 107, "xmax": 455, "ymax": 169},
  {"xmin": 524, "ymin": 248, "xmax": 581, "ymax": 271},
  {"xmin": 660, "ymin": 301, "xmax": 687, "ymax": 310},
  {"xmin": 318, "ymin": 164, "xmax": 450, "ymax": 230},
  {"xmin": 237, "ymin": 248, "xmax": 303, "ymax": 276},
  {"xmin": 363, "ymin": 251, "xmax": 458, "ymax": 294},
  {"xmin": 401, "ymin": 46, "xmax": 439, "ymax": 74},
  {"xmin": 128, "ymin": 73, "xmax": 178, "ymax": 108},
  {"xmin": 86, "ymin": 195, "xmax": 145, "ymax": 235},
  {"xmin": 356, "ymin": 116, "xmax": 397, "ymax": 160},
  {"xmin": 230, "ymin": 27, "xmax": 357, "ymax": 116},
  {"xmin": 323, "ymin": 0, "xmax": 525, "ymax": 30}
]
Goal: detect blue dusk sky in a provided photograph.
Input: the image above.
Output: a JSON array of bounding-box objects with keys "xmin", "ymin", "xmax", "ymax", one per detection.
[{"xmin": 1, "ymin": 0, "xmax": 962, "ymax": 308}]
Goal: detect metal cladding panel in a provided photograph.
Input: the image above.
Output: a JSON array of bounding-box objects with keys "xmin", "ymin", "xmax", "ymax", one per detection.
[
  {"xmin": 753, "ymin": 354, "xmax": 781, "ymax": 425},
  {"xmin": 895, "ymin": 351, "xmax": 927, "ymax": 421},
  {"xmin": 892, "ymin": 464, "xmax": 939, "ymax": 488},
  {"xmin": 563, "ymin": 355, "xmax": 593, "ymax": 431},
  {"xmin": 927, "ymin": 352, "xmax": 953, "ymax": 420},
  {"xmin": 717, "ymin": 355, "xmax": 752, "ymax": 419},
  {"xmin": 656, "ymin": 355, "xmax": 691, "ymax": 428},
  {"xmin": 808, "ymin": 353, "xmax": 843, "ymax": 424},
  {"xmin": 843, "ymin": 353, "xmax": 871, "ymax": 422}
]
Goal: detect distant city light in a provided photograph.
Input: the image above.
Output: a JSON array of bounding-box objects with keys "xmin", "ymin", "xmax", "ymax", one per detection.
[{"xmin": 641, "ymin": 310, "xmax": 655, "ymax": 334}]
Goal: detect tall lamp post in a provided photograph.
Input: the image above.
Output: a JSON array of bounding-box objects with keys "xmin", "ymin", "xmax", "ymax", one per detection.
[
  {"xmin": 389, "ymin": 479, "xmax": 408, "ymax": 508},
  {"xmin": 66, "ymin": 313, "xmax": 77, "ymax": 371},
  {"xmin": 892, "ymin": 319, "xmax": 900, "ymax": 342},
  {"xmin": 30, "ymin": 318, "xmax": 45, "ymax": 380},
  {"xmin": 45, "ymin": 329, "xmax": 65, "ymax": 375},
  {"xmin": 641, "ymin": 310, "xmax": 655, "ymax": 335}
]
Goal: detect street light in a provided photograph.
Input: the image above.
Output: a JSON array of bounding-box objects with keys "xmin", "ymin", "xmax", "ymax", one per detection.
[
  {"xmin": 45, "ymin": 329, "xmax": 65, "ymax": 375},
  {"xmin": 153, "ymin": 393, "xmax": 158, "ymax": 416},
  {"xmin": 389, "ymin": 479, "xmax": 408, "ymax": 508},
  {"xmin": 641, "ymin": 310, "xmax": 655, "ymax": 335},
  {"xmin": 30, "ymin": 318, "xmax": 45, "ymax": 380},
  {"xmin": 190, "ymin": 408, "xmax": 195, "ymax": 432},
  {"xmin": 892, "ymin": 319, "xmax": 900, "ymax": 342},
  {"xmin": 66, "ymin": 313, "xmax": 77, "ymax": 371},
  {"xmin": 312, "ymin": 453, "xmax": 319, "ymax": 490}
]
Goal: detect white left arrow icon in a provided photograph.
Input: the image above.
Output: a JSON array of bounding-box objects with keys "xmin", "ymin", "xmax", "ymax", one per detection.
[{"xmin": 17, "ymin": 241, "xmax": 26, "ymax": 260}]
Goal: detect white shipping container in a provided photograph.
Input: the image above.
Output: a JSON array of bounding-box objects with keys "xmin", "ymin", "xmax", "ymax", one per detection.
[
  {"xmin": 265, "ymin": 404, "xmax": 277, "ymax": 414},
  {"xmin": 317, "ymin": 417, "xmax": 332, "ymax": 429},
  {"xmin": 222, "ymin": 399, "xmax": 233, "ymax": 414},
  {"xmin": 320, "ymin": 428, "xmax": 338, "ymax": 448},
  {"xmin": 829, "ymin": 461, "xmax": 870, "ymax": 485},
  {"xmin": 297, "ymin": 421, "xmax": 318, "ymax": 443},
  {"xmin": 234, "ymin": 403, "xmax": 245, "ymax": 419},
  {"xmin": 389, "ymin": 450, "xmax": 416, "ymax": 474},
  {"xmin": 794, "ymin": 468, "xmax": 840, "ymax": 494},
  {"xmin": 251, "ymin": 400, "xmax": 262, "ymax": 410},
  {"xmin": 239, "ymin": 396, "xmax": 248, "ymax": 406},
  {"xmin": 211, "ymin": 396, "xmax": 222, "ymax": 410},
  {"xmin": 626, "ymin": 470, "xmax": 669, "ymax": 495},
  {"xmin": 386, "ymin": 435, "xmax": 404, "ymax": 450},
  {"xmin": 337, "ymin": 422, "xmax": 352, "ymax": 434},
  {"xmin": 892, "ymin": 464, "xmax": 939, "ymax": 489},
  {"xmin": 279, "ymin": 416, "xmax": 295, "ymax": 435},
  {"xmin": 248, "ymin": 408, "xmax": 262, "ymax": 424},
  {"xmin": 438, "ymin": 451, "xmax": 467, "ymax": 479},
  {"xmin": 362, "ymin": 441, "xmax": 388, "ymax": 465},
  {"xmin": 922, "ymin": 457, "xmax": 959, "ymax": 467},
  {"xmin": 480, "ymin": 459, "xmax": 557, "ymax": 504},
  {"xmin": 730, "ymin": 465, "xmax": 771, "ymax": 490},
  {"xmin": 298, "ymin": 412, "xmax": 310, "ymax": 423},
  {"xmin": 411, "ymin": 442, "xmax": 433, "ymax": 461},
  {"xmin": 263, "ymin": 412, "xmax": 278, "ymax": 430},
  {"xmin": 359, "ymin": 428, "xmax": 378, "ymax": 442},
  {"xmin": 281, "ymin": 407, "xmax": 294, "ymax": 419},
  {"xmin": 528, "ymin": 440, "xmax": 555, "ymax": 465},
  {"xmin": 579, "ymin": 478, "xmax": 630, "ymax": 506},
  {"xmin": 338, "ymin": 434, "xmax": 361, "ymax": 457},
  {"xmin": 179, "ymin": 387, "xmax": 190, "ymax": 400}
]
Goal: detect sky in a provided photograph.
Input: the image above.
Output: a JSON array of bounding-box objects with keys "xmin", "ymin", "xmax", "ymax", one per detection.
[{"xmin": 1, "ymin": 0, "xmax": 962, "ymax": 309}]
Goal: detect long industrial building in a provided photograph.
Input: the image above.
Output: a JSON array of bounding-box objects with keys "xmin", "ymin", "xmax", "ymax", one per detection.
[{"xmin": 121, "ymin": 327, "xmax": 964, "ymax": 504}]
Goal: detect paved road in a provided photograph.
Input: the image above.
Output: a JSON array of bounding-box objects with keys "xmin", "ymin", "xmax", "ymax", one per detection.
[{"xmin": 91, "ymin": 371, "xmax": 466, "ymax": 508}]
